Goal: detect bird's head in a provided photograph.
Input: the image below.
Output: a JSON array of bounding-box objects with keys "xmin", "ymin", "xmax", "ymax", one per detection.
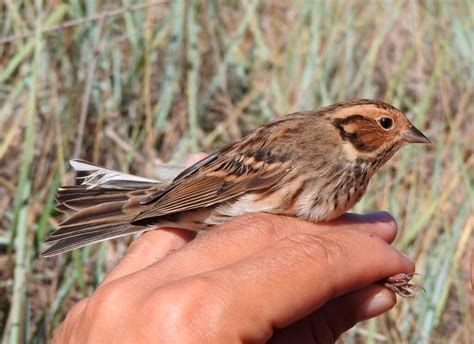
[{"xmin": 329, "ymin": 99, "xmax": 430, "ymax": 162}]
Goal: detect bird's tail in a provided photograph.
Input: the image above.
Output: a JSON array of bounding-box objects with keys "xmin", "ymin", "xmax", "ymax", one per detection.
[{"xmin": 41, "ymin": 160, "xmax": 171, "ymax": 257}]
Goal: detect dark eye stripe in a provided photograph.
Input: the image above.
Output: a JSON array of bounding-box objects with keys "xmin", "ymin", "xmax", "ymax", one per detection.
[{"xmin": 332, "ymin": 115, "xmax": 382, "ymax": 152}]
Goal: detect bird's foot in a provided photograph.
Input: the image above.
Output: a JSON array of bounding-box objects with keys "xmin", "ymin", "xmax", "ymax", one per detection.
[{"xmin": 381, "ymin": 273, "xmax": 425, "ymax": 298}]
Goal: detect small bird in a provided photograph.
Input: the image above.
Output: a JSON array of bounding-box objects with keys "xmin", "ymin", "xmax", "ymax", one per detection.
[{"xmin": 42, "ymin": 99, "xmax": 429, "ymax": 296}]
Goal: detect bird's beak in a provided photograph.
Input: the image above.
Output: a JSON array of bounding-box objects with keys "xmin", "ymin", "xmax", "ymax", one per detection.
[{"xmin": 400, "ymin": 126, "xmax": 431, "ymax": 144}]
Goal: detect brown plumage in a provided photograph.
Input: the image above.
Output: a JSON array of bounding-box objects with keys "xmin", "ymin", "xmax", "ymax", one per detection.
[{"xmin": 42, "ymin": 99, "xmax": 429, "ymax": 296}]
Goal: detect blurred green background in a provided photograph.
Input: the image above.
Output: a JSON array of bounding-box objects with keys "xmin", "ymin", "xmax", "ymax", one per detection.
[{"xmin": 0, "ymin": 0, "xmax": 472, "ymax": 342}]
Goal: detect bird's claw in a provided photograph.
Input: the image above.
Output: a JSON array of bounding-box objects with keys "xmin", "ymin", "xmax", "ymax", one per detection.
[{"xmin": 382, "ymin": 273, "xmax": 425, "ymax": 298}]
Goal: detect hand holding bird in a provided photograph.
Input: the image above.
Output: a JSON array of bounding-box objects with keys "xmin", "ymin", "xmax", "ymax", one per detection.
[{"xmin": 52, "ymin": 212, "xmax": 414, "ymax": 343}]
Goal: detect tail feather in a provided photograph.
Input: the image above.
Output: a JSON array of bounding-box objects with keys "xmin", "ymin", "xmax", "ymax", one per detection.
[
  {"xmin": 41, "ymin": 223, "xmax": 146, "ymax": 257},
  {"xmin": 60, "ymin": 200, "xmax": 128, "ymax": 227},
  {"xmin": 60, "ymin": 193, "xmax": 129, "ymax": 212},
  {"xmin": 46, "ymin": 212, "xmax": 134, "ymax": 242},
  {"xmin": 41, "ymin": 160, "xmax": 163, "ymax": 257},
  {"xmin": 44, "ymin": 222, "xmax": 112, "ymax": 242}
]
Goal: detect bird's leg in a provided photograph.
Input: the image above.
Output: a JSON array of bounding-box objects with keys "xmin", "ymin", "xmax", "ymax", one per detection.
[{"xmin": 381, "ymin": 273, "xmax": 425, "ymax": 298}]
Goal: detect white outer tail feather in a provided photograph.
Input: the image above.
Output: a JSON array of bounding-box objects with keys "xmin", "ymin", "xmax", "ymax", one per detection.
[{"xmin": 70, "ymin": 159, "xmax": 183, "ymax": 189}]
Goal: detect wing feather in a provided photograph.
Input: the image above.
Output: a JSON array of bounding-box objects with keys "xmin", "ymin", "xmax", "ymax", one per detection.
[{"xmin": 131, "ymin": 149, "xmax": 292, "ymax": 224}]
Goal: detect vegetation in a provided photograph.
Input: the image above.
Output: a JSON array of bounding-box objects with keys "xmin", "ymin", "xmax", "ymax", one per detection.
[{"xmin": 1, "ymin": 1, "xmax": 472, "ymax": 342}]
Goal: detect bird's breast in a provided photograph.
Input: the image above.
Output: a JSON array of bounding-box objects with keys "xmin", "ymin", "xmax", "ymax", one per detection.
[{"xmin": 294, "ymin": 162, "xmax": 371, "ymax": 221}]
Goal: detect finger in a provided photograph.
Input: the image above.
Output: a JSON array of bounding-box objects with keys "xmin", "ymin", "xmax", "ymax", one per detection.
[
  {"xmin": 322, "ymin": 284, "xmax": 396, "ymax": 327},
  {"xmin": 101, "ymin": 228, "xmax": 195, "ymax": 285},
  {"xmin": 52, "ymin": 298, "xmax": 89, "ymax": 343},
  {"xmin": 193, "ymin": 229, "xmax": 414, "ymax": 341},
  {"xmin": 138, "ymin": 212, "xmax": 397, "ymax": 284},
  {"xmin": 270, "ymin": 284, "xmax": 395, "ymax": 343},
  {"xmin": 333, "ymin": 211, "xmax": 398, "ymax": 243}
]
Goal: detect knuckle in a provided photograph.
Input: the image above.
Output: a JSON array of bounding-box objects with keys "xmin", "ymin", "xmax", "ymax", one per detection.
[
  {"xmin": 66, "ymin": 298, "xmax": 89, "ymax": 319},
  {"xmin": 229, "ymin": 213, "xmax": 280, "ymax": 239},
  {"xmin": 251, "ymin": 216, "xmax": 280, "ymax": 239},
  {"xmin": 148, "ymin": 276, "xmax": 219, "ymax": 340},
  {"xmin": 127, "ymin": 238, "xmax": 144, "ymax": 252},
  {"xmin": 284, "ymin": 233, "xmax": 345, "ymax": 267},
  {"xmin": 84, "ymin": 281, "xmax": 127, "ymax": 318},
  {"xmin": 127, "ymin": 233, "xmax": 155, "ymax": 253},
  {"xmin": 285, "ymin": 233, "xmax": 331, "ymax": 263}
]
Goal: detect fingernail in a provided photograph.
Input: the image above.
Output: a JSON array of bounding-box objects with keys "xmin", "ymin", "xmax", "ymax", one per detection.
[
  {"xmin": 364, "ymin": 211, "xmax": 393, "ymax": 223},
  {"xmin": 366, "ymin": 211, "xmax": 397, "ymax": 232},
  {"xmin": 361, "ymin": 289, "xmax": 396, "ymax": 318}
]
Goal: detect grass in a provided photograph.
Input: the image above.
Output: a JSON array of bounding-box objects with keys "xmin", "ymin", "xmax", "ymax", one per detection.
[{"xmin": 0, "ymin": 0, "xmax": 472, "ymax": 342}]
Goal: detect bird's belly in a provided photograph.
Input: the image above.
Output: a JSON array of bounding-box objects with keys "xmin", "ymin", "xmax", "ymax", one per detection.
[
  {"xmin": 207, "ymin": 192, "xmax": 287, "ymax": 225},
  {"xmin": 295, "ymin": 183, "xmax": 367, "ymax": 222}
]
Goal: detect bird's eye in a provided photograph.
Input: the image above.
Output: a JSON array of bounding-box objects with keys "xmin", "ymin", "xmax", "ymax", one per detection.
[{"xmin": 379, "ymin": 117, "xmax": 393, "ymax": 130}]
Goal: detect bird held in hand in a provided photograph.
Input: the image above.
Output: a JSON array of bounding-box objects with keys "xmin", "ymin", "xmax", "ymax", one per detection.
[{"xmin": 42, "ymin": 99, "xmax": 430, "ymax": 296}]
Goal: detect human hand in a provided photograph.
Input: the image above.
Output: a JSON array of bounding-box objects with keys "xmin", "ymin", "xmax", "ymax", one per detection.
[{"xmin": 53, "ymin": 211, "xmax": 413, "ymax": 343}]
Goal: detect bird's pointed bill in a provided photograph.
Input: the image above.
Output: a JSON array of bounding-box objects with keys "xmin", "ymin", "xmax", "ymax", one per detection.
[{"xmin": 401, "ymin": 126, "xmax": 431, "ymax": 144}]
